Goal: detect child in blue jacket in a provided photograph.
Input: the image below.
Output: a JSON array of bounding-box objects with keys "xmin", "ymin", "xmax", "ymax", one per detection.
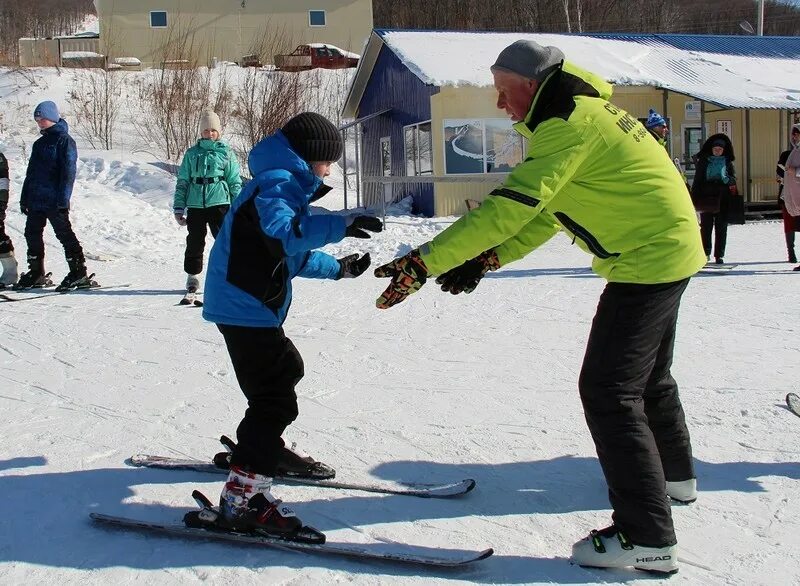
[
  {"xmin": 201, "ymin": 112, "xmax": 382, "ymax": 537},
  {"xmin": 16, "ymin": 101, "xmax": 93, "ymax": 291}
]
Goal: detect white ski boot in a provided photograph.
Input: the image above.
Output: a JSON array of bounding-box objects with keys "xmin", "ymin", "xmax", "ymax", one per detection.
[
  {"xmin": 571, "ymin": 525, "xmax": 678, "ymax": 575},
  {"xmin": 666, "ymin": 478, "xmax": 697, "ymax": 504},
  {"xmin": 0, "ymin": 251, "xmax": 18, "ymax": 288},
  {"xmin": 186, "ymin": 274, "xmax": 200, "ymax": 293}
]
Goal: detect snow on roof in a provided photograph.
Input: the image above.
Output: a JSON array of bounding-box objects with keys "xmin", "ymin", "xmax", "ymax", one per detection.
[{"xmin": 376, "ymin": 30, "xmax": 800, "ymax": 109}]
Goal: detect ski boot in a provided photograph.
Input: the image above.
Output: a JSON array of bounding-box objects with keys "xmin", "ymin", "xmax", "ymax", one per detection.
[
  {"xmin": 666, "ymin": 478, "xmax": 697, "ymax": 504},
  {"xmin": 55, "ymin": 254, "xmax": 96, "ymax": 292},
  {"xmin": 13, "ymin": 255, "xmax": 53, "ymax": 290},
  {"xmin": 179, "ymin": 274, "xmax": 200, "ymax": 305},
  {"xmin": 0, "ymin": 251, "xmax": 18, "ymax": 289},
  {"xmin": 277, "ymin": 441, "xmax": 336, "ymax": 480},
  {"xmin": 571, "ymin": 525, "xmax": 678, "ymax": 575},
  {"xmin": 193, "ymin": 465, "xmax": 324, "ymax": 543},
  {"xmin": 213, "ymin": 435, "xmax": 336, "ymax": 480}
]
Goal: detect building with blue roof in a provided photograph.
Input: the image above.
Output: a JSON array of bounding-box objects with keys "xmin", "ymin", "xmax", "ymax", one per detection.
[{"xmin": 342, "ymin": 30, "xmax": 800, "ymax": 218}]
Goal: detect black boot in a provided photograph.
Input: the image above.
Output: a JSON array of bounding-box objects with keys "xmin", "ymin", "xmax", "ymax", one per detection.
[
  {"xmin": 787, "ymin": 233, "xmax": 797, "ymax": 263},
  {"xmin": 56, "ymin": 253, "xmax": 94, "ymax": 292},
  {"xmin": 13, "ymin": 255, "xmax": 52, "ymax": 290}
]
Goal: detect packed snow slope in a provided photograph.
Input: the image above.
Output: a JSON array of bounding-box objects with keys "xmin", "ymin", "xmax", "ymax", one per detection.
[{"xmin": 0, "ymin": 66, "xmax": 799, "ymax": 585}]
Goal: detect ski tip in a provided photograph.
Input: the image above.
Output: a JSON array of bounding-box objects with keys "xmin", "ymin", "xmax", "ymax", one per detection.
[
  {"xmin": 463, "ymin": 479, "xmax": 477, "ymax": 494},
  {"xmin": 475, "ymin": 547, "xmax": 494, "ymax": 561}
]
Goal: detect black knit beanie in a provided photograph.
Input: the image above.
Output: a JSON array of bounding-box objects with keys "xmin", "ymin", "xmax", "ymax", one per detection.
[{"xmin": 281, "ymin": 112, "xmax": 343, "ymax": 162}]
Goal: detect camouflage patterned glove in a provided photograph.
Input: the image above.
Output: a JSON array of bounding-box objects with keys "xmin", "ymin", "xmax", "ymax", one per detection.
[
  {"xmin": 374, "ymin": 249, "xmax": 428, "ymax": 309},
  {"xmin": 435, "ymin": 249, "xmax": 500, "ymax": 295}
]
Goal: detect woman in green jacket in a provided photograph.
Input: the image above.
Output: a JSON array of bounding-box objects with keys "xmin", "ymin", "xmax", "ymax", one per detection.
[{"xmin": 173, "ymin": 110, "xmax": 242, "ymax": 294}]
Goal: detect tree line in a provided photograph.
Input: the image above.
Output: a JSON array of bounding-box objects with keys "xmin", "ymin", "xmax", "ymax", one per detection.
[
  {"xmin": 373, "ymin": 0, "xmax": 800, "ymax": 36},
  {"xmin": 0, "ymin": 0, "xmax": 95, "ymax": 64}
]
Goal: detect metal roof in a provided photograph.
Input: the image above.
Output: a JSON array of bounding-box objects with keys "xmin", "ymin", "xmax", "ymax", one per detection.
[
  {"xmin": 353, "ymin": 30, "xmax": 800, "ymax": 111},
  {"xmin": 582, "ymin": 33, "xmax": 800, "ymax": 59}
]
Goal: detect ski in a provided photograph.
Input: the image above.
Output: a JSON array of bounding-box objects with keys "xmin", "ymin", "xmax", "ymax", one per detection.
[
  {"xmin": 178, "ymin": 291, "xmax": 203, "ymax": 307},
  {"xmin": 0, "ymin": 283, "xmax": 131, "ymax": 302},
  {"xmin": 786, "ymin": 393, "xmax": 800, "ymax": 418},
  {"xmin": 90, "ymin": 511, "xmax": 493, "ymax": 567},
  {"xmin": 128, "ymin": 454, "xmax": 476, "ymax": 498},
  {"xmin": 700, "ymin": 263, "xmax": 737, "ymax": 272}
]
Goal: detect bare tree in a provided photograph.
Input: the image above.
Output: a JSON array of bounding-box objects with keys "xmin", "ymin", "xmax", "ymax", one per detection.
[
  {"xmin": 68, "ymin": 69, "xmax": 122, "ymax": 149},
  {"xmin": 132, "ymin": 18, "xmax": 228, "ymax": 162}
]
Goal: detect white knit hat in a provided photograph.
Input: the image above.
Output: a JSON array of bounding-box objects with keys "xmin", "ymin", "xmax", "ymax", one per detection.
[{"xmin": 199, "ymin": 110, "xmax": 221, "ymax": 134}]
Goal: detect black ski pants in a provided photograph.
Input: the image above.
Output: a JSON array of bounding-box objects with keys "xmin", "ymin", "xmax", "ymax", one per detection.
[
  {"xmin": 699, "ymin": 192, "xmax": 729, "ymax": 259},
  {"xmin": 24, "ymin": 209, "xmax": 83, "ymax": 261},
  {"xmin": 218, "ymin": 324, "xmax": 303, "ymax": 477},
  {"xmin": 184, "ymin": 205, "xmax": 228, "ymax": 276},
  {"xmin": 579, "ymin": 278, "xmax": 693, "ymax": 548}
]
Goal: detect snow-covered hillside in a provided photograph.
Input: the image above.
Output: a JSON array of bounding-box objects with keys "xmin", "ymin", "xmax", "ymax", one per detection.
[{"xmin": 0, "ymin": 66, "xmax": 799, "ymax": 585}]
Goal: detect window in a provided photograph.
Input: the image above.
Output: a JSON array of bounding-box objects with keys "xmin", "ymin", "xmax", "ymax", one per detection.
[
  {"xmin": 309, "ymin": 10, "xmax": 326, "ymax": 27},
  {"xmin": 150, "ymin": 11, "xmax": 168, "ymax": 28},
  {"xmin": 404, "ymin": 121, "xmax": 432, "ymax": 176},
  {"xmin": 443, "ymin": 119, "xmax": 524, "ymax": 174},
  {"xmin": 380, "ymin": 137, "xmax": 391, "ymax": 177}
]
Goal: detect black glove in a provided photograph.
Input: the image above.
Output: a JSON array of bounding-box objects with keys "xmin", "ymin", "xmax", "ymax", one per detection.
[
  {"xmin": 345, "ymin": 215, "xmax": 383, "ymax": 238},
  {"xmin": 20, "ymin": 203, "xmax": 28, "ymax": 215},
  {"xmin": 435, "ymin": 249, "xmax": 501, "ymax": 295},
  {"xmin": 337, "ymin": 253, "xmax": 371, "ymax": 279}
]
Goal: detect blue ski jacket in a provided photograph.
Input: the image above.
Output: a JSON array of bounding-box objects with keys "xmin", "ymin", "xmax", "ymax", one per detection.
[
  {"xmin": 202, "ymin": 131, "xmax": 347, "ymax": 327},
  {"xmin": 21, "ymin": 119, "xmax": 78, "ymax": 212}
]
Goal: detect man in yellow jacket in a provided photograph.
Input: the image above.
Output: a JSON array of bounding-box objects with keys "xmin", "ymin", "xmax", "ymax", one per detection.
[{"xmin": 375, "ymin": 39, "xmax": 705, "ymax": 575}]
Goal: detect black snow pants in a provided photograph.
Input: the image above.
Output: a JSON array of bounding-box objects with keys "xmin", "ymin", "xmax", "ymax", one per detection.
[
  {"xmin": 184, "ymin": 205, "xmax": 228, "ymax": 275},
  {"xmin": 699, "ymin": 191, "xmax": 729, "ymax": 259},
  {"xmin": 217, "ymin": 324, "xmax": 303, "ymax": 477},
  {"xmin": 578, "ymin": 278, "xmax": 694, "ymax": 548},
  {"xmin": 24, "ymin": 209, "xmax": 83, "ymax": 261}
]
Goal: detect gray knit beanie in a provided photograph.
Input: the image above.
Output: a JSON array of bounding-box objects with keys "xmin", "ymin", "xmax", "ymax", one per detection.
[{"xmin": 491, "ymin": 40, "xmax": 565, "ymax": 81}]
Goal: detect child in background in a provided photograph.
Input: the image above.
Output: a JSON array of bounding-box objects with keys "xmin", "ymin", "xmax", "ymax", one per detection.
[
  {"xmin": 173, "ymin": 110, "xmax": 241, "ymax": 299},
  {"xmin": 17, "ymin": 101, "xmax": 94, "ymax": 291}
]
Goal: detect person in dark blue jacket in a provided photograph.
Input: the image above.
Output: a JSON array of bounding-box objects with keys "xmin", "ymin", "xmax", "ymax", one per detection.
[
  {"xmin": 202, "ymin": 112, "xmax": 382, "ymax": 537},
  {"xmin": 15, "ymin": 101, "xmax": 93, "ymax": 291}
]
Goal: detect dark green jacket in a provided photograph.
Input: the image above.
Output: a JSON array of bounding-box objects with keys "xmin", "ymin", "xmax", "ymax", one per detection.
[
  {"xmin": 420, "ymin": 61, "xmax": 705, "ymax": 284},
  {"xmin": 174, "ymin": 139, "xmax": 242, "ymax": 211}
]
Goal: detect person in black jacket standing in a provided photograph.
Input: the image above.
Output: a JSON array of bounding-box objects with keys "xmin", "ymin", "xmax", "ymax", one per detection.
[
  {"xmin": 691, "ymin": 133, "xmax": 737, "ymax": 264},
  {"xmin": 16, "ymin": 101, "xmax": 94, "ymax": 291}
]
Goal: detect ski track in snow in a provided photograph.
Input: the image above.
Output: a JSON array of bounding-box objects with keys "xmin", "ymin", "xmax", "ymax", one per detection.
[{"xmin": 0, "ymin": 67, "xmax": 798, "ymax": 584}]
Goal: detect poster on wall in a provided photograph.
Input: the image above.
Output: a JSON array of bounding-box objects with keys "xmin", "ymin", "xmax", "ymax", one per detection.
[
  {"xmin": 685, "ymin": 100, "xmax": 701, "ymax": 121},
  {"xmin": 443, "ymin": 119, "xmax": 485, "ymax": 174},
  {"xmin": 716, "ymin": 119, "xmax": 732, "ymax": 138},
  {"xmin": 443, "ymin": 118, "xmax": 523, "ymax": 174}
]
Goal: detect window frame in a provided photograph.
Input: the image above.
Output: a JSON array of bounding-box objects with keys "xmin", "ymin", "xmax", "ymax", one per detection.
[
  {"xmin": 403, "ymin": 120, "xmax": 433, "ymax": 177},
  {"xmin": 149, "ymin": 10, "xmax": 168, "ymax": 28},
  {"xmin": 379, "ymin": 136, "xmax": 391, "ymax": 177},
  {"xmin": 308, "ymin": 10, "xmax": 327, "ymax": 27}
]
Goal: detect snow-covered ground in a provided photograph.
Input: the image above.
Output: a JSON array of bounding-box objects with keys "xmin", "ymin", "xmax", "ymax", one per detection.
[{"xmin": 1, "ymin": 66, "xmax": 799, "ymax": 585}]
